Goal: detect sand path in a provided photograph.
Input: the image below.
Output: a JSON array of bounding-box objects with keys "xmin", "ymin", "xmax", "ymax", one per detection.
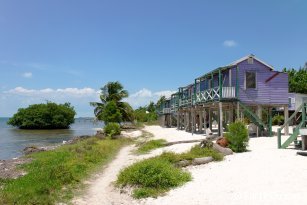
[{"xmin": 72, "ymin": 144, "xmax": 138, "ymax": 205}]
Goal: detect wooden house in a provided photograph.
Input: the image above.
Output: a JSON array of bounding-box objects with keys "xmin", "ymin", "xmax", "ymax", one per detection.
[{"xmin": 160, "ymin": 54, "xmax": 291, "ymax": 137}]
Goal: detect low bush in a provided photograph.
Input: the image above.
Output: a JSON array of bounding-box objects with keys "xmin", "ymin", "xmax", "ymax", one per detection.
[
  {"xmin": 104, "ymin": 123, "xmax": 121, "ymax": 138},
  {"xmin": 117, "ymin": 157, "xmax": 191, "ymax": 198},
  {"xmin": 117, "ymin": 144, "xmax": 223, "ymax": 198},
  {"xmin": 272, "ymin": 115, "xmax": 284, "ymax": 125},
  {"xmin": 136, "ymin": 139, "xmax": 166, "ymax": 154},
  {"xmin": 225, "ymin": 121, "xmax": 249, "ymax": 152}
]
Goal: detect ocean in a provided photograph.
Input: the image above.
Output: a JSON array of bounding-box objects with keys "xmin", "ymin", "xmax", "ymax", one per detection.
[{"xmin": 0, "ymin": 117, "xmax": 104, "ymax": 160}]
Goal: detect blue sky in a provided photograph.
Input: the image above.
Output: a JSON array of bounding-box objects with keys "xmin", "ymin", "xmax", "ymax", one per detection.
[{"xmin": 1, "ymin": 0, "xmax": 307, "ymax": 117}]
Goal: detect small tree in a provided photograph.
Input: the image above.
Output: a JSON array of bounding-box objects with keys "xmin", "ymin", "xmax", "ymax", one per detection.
[
  {"xmin": 225, "ymin": 121, "xmax": 249, "ymax": 152},
  {"xmin": 101, "ymin": 101, "xmax": 122, "ymax": 124}
]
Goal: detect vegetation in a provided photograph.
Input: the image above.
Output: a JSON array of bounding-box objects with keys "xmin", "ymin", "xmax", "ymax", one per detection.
[
  {"xmin": 272, "ymin": 114, "xmax": 284, "ymax": 125},
  {"xmin": 134, "ymin": 102, "xmax": 158, "ymax": 123},
  {"xmin": 117, "ymin": 145, "xmax": 223, "ymax": 198},
  {"xmin": 117, "ymin": 155, "xmax": 191, "ymax": 198},
  {"xmin": 0, "ymin": 137, "xmax": 131, "ymax": 205},
  {"xmin": 104, "ymin": 122, "xmax": 121, "ymax": 138},
  {"xmin": 225, "ymin": 121, "xmax": 249, "ymax": 152},
  {"xmin": 90, "ymin": 81, "xmax": 134, "ymax": 124},
  {"xmin": 7, "ymin": 102, "xmax": 76, "ymax": 129},
  {"xmin": 136, "ymin": 139, "xmax": 166, "ymax": 154},
  {"xmin": 283, "ymin": 66, "xmax": 307, "ymax": 94}
]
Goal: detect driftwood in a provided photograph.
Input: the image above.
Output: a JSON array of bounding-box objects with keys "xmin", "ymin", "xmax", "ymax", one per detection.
[
  {"xmin": 176, "ymin": 160, "xmax": 191, "ymax": 167},
  {"xmin": 297, "ymin": 151, "xmax": 307, "ymax": 156},
  {"xmin": 164, "ymin": 139, "xmax": 204, "ymax": 147},
  {"xmin": 192, "ymin": 157, "xmax": 214, "ymax": 165},
  {"xmin": 200, "ymin": 139, "xmax": 233, "ymax": 156}
]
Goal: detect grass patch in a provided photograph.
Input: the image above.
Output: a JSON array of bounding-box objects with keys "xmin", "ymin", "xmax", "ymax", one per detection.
[
  {"xmin": 0, "ymin": 137, "xmax": 131, "ymax": 205},
  {"xmin": 117, "ymin": 144, "xmax": 223, "ymax": 198},
  {"xmin": 136, "ymin": 139, "xmax": 166, "ymax": 154},
  {"xmin": 117, "ymin": 156, "xmax": 191, "ymax": 199}
]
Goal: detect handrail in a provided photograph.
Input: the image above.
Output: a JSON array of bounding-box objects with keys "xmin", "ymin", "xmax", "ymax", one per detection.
[
  {"xmin": 279, "ymin": 103, "xmax": 303, "ymax": 131},
  {"xmin": 239, "ymin": 101, "xmax": 268, "ymax": 130}
]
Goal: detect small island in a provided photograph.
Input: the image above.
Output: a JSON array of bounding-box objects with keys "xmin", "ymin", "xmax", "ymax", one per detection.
[{"xmin": 7, "ymin": 102, "xmax": 76, "ymax": 129}]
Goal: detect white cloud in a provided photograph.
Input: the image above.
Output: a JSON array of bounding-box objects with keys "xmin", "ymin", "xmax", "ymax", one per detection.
[
  {"xmin": 1, "ymin": 87, "xmax": 176, "ymax": 117},
  {"xmin": 223, "ymin": 40, "xmax": 237, "ymax": 47},
  {"xmin": 22, "ymin": 72, "xmax": 32, "ymax": 78},
  {"xmin": 125, "ymin": 88, "xmax": 175, "ymax": 108},
  {"xmin": 6, "ymin": 87, "xmax": 97, "ymax": 97}
]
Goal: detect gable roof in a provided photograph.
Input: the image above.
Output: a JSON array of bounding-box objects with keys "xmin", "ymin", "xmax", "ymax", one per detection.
[{"xmin": 227, "ymin": 54, "xmax": 274, "ymax": 70}]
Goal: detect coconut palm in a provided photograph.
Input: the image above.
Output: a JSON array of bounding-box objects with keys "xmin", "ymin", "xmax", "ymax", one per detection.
[{"xmin": 90, "ymin": 81, "xmax": 134, "ymax": 122}]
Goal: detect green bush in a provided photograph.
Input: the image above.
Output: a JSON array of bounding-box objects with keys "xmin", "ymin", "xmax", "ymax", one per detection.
[
  {"xmin": 7, "ymin": 102, "xmax": 76, "ymax": 129},
  {"xmin": 272, "ymin": 115, "xmax": 284, "ymax": 125},
  {"xmin": 225, "ymin": 121, "xmax": 249, "ymax": 152},
  {"xmin": 117, "ymin": 157, "xmax": 191, "ymax": 198},
  {"xmin": 104, "ymin": 122, "xmax": 121, "ymax": 138},
  {"xmin": 117, "ymin": 145, "xmax": 223, "ymax": 198},
  {"xmin": 136, "ymin": 139, "xmax": 166, "ymax": 154}
]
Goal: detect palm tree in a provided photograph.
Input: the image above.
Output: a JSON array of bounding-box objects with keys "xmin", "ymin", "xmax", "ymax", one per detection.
[{"xmin": 90, "ymin": 81, "xmax": 134, "ymax": 122}]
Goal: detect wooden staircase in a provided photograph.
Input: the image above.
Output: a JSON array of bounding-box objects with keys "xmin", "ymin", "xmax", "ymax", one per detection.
[
  {"xmin": 278, "ymin": 102, "xmax": 307, "ymax": 149},
  {"xmin": 238, "ymin": 101, "xmax": 269, "ymax": 135}
]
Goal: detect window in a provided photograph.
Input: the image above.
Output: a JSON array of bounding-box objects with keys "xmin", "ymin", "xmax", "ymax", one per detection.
[
  {"xmin": 248, "ymin": 57, "xmax": 254, "ymax": 64},
  {"xmin": 245, "ymin": 71, "xmax": 256, "ymax": 89}
]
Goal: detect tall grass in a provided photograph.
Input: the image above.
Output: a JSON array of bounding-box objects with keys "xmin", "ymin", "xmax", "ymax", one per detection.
[
  {"xmin": 0, "ymin": 137, "xmax": 131, "ymax": 205},
  {"xmin": 117, "ymin": 145, "xmax": 223, "ymax": 198}
]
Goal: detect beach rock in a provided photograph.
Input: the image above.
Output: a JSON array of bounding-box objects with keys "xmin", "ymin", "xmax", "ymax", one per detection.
[
  {"xmin": 0, "ymin": 158, "xmax": 32, "ymax": 179},
  {"xmin": 192, "ymin": 157, "xmax": 214, "ymax": 165},
  {"xmin": 95, "ymin": 131, "xmax": 106, "ymax": 139},
  {"xmin": 23, "ymin": 146, "xmax": 47, "ymax": 155},
  {"xmin": 216, "ymin": 137, "xmax": 228, "ymax": 148}
]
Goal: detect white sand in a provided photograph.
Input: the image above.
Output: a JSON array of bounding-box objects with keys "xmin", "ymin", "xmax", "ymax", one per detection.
[
  {"xmin": 74, "ymin": 126, "xmax": 307, "ymax": 205},
  {"xmin": 144, "ymin": 127, "xmax": 307, "ymax": 205}
]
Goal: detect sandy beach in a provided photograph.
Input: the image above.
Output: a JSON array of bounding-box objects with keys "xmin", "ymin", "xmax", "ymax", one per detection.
[{"xmin": 74, "ymin": 125, "xmax": 307, "ymax": 205}]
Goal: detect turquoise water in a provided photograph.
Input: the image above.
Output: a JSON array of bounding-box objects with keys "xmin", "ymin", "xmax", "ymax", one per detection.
[{"xmin": 0, "ymin": 118, "xmax": 104, "ymax": 160}]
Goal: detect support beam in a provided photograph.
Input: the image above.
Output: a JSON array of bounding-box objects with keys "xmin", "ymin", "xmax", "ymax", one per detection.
[
  {"xmin": 177, "ymin": 110, "xmax": 180, "ymax": 129},
  {"xmin": 284, "ymin": 105, "xmax": 289, "ymax": 135},
  {"xmin": 199, "ymin": 110, "xmax": 203, "ymax": 133},
  {"xmin": 209, "ymin": 108, "xmax": 213, "ymax": 130},
  {"xmin": 219, "ymin": 102, "xmax": 223, "ymax": 136},
  {"xmin": 203, "ymin": 109, "xmax": 207, "ymax": 131},
  {"xmin": 257, "ymin": 105, "xmax": 262, "ymax": 137},
  {"xmin": 236, "ymin": 101, "xmax": 240, "ymax": 120}
]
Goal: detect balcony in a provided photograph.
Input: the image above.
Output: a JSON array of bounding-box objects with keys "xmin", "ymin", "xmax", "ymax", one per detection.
[{"xmin": 195, "ymin": 86, "xmax": 236, "ymax": 103}]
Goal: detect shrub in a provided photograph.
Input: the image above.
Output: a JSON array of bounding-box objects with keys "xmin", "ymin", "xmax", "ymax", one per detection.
[
  {"xmin": 104, "ymin": 122, "xmax": 121, "ymax": 138},
  {"xmin": 7, "ymin": 102, "xmax": 76, "ymax": 129},
  {"xmin": 272, "ymin": 115, "xmax": 284, "ymax": 125},
  {"xmin": 117, "ymin": 145, "xmax": 223, "ymax": 198},
  {"xmin": 225, "ymin": 121, "xmax": 249, "ymax": 152},
  {"xmin": 117, "ymin": 157, "xmax": 191, "ymax": 198},
  {"xmin": 136, "ymin": 139, "xmax": 166, "ymax": 154}
]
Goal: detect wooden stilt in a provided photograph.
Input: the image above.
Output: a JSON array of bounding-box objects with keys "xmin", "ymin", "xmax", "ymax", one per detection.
[
  {"xmin": 219, "ymin": 102, "xmax": 223, "ymax": 137},
  {"xmin": 199, "ymin": 110, "xmax": 203, "ymax": 133},
  {"xmin": 284, "ymin": 105, "xmax": 289, "ymax": 135}
]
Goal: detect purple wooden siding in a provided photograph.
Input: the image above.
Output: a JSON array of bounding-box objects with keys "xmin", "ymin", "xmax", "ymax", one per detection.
[{"xmin": 236, "ymin": 59, "xmax": 289, "ymax": 105}]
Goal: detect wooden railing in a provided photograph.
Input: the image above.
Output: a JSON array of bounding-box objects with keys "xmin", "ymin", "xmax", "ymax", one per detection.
[{"xmin": 195, "ymin": 86, "xmax": 236, "ymax": 103}]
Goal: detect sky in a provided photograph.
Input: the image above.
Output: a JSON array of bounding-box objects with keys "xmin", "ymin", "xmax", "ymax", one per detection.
[{"xmin": 0, "ymin": 0, "xmax": 307, "ymax": 117}]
